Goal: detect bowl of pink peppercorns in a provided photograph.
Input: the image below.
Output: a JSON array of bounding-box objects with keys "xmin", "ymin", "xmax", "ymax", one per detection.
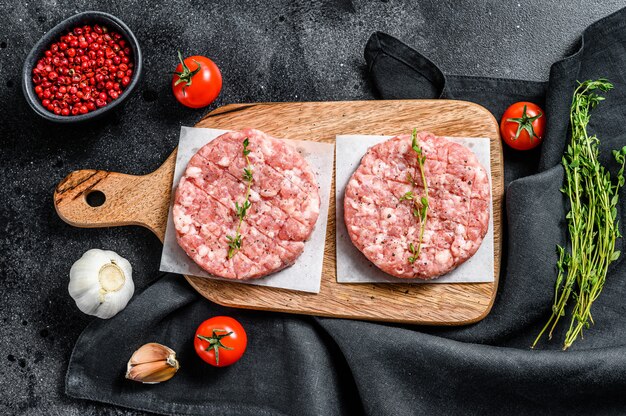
[{"xmin": 22, "ymin": 11, "xmax": 142, "ymax": 122}]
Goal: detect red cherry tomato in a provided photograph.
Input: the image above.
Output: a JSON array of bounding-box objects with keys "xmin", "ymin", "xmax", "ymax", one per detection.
[
  {"xmin": 500, "ymin": 102, "xmax": 545, "ymax": 150},
  {"xmin": 194, "ymin": 316, "xmax": 247, "ymax": 367},
  {"xmin": 172, "ymin": 51, "xmax": 222, "ymax": 108}
]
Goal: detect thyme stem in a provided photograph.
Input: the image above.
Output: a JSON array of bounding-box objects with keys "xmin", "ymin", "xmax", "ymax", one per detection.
[
  {"xmin": 402, "ymin": 128, "xmax": 429, "ymax": 264},
  {"xmin": 226, "ymin": 138, "xmax": 253, "ymax": 259}
]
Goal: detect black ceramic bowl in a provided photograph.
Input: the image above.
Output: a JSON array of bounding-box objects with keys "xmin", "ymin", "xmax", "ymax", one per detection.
[{"xmin": 22, "ymin": 11, "xmax": 142, "ymax": 123}]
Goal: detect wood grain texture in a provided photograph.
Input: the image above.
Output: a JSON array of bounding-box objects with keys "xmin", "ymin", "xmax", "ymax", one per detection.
[{"xmin": 54, "ymin": 100, "xmax": 503, "ymax": 325}]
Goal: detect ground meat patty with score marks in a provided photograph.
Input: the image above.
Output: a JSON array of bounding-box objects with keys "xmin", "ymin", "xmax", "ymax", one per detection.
[
  {"xmin": 344, "ymin": 131, "xmax": 490, "ymax": 279},
  {"xmin": 173, "ymin": 128, "xmax": 321, "ymax": 279}
]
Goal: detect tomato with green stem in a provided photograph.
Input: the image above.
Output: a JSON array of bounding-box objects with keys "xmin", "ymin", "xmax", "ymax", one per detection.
[
  {"xmin": 500, "ymin": 102, "xmax": 545, "ymax": 150},
  {"xmin": 194, "ymin": 316, "xmax": 247, "ymax": 367},
  {"xmin": 172, "ymin": 51, "xmax": 222, "ymax": 108}
]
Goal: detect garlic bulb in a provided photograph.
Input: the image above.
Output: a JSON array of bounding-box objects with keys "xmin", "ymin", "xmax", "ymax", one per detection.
[
  {"xmin": 126, "ymin": 343, "xmax": 179, "ymax": 384},
  {"xmin": 68, "ymin": 249, "xmax": 134, "ymax": 319}
]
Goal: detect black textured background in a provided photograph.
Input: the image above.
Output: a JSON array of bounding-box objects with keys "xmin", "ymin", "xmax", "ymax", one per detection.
[{"xmin": 1, "ymin": 1, "xmax": 625, "ymax": 414}]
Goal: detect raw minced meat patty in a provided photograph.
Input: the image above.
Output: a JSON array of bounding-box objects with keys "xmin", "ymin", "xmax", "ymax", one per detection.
[
  {"xmin": 344, "ymin": 131, "xmax": 490, "ymax": 279},
  {"xmin": 173, "ymin": 128, "xmax": 321, "ymax": 279}
]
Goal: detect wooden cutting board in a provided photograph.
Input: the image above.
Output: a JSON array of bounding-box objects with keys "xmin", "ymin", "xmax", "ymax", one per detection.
[{"xmin": 54, "ymin": 100, "xmax": 503, "ymax": 325}]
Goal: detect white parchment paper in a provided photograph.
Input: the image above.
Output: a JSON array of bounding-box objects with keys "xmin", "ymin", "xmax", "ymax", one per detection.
[
  {"xmin": 336, "ymin": 134, "xmax": 494, "ymax": 284},
  {"xmin": 159, "ymin": 127, "xmax": 334, "ymax": 293}
]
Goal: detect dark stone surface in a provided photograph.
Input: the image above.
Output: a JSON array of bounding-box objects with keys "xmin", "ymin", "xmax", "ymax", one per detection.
[{"xmin": 0, "ymin": 1, "xmax": 624, "ymax": 414}]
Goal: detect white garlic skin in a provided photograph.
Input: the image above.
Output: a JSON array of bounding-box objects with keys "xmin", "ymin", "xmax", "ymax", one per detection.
[{"xmin": 68, "ymin": 249, "xmax": 134, "ymax": 319}]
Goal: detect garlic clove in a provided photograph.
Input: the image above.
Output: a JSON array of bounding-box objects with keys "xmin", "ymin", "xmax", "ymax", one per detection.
[
  {"xmin": 93, "ymin": 296, "xmax": 124, "ymax": 320},
  {"xmin": 126, "ymin": 361, "xmax": 179, "ymax": 384},
  {"xmin": 129, "ymin": 342, "xmax": 176, "ymax": 365},
  {"xmin": 126, "ymin": 343, "xmax": 179, "ymax": 384}
]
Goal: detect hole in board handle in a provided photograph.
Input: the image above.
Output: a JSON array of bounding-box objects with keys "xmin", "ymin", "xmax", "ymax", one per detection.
[{"xmin": 86, "ymin": 190, "xmax": 106, "ymax": 207}]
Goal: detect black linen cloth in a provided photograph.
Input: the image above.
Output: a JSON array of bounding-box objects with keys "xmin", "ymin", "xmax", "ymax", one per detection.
[{"xmin": 67, "ymin": 7, "xmax": 626, "ymax": 416}]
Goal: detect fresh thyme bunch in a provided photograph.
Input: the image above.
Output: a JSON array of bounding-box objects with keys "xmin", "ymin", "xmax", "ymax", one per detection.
[{"xmin": 533, "ymin": 79, "xmax": 626, "ymax": 350}]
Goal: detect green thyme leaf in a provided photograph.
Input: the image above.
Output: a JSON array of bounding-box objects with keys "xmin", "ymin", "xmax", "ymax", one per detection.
[
  {"xmin": 243, "ymin": 167, "xmax": 253, "ymax": 182},
  {"xmin": 226, "ymin": 233, "xmax": 242, "ymax": 259},
  {"xmin": 399, "ymin": 191, "xmax": 414, "ymax": 202}
]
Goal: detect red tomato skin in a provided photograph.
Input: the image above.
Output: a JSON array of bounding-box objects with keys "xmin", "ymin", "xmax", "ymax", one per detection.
[
  {"xmin": 500, "ymin": 101, "xmax": 545, "ymax": 151},
  {"xmin": 194, "ymin": 316, "xmax": 247, "ymax": 367},
  {"xmin": 172, "ymin": 55, "xmax": 222, "ymax": 109}
]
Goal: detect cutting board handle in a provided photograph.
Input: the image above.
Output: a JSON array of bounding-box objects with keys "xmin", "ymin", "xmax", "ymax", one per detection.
[{"xmin": 53, "ymin": 151, "xmax": 176, "ymax": 240}]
